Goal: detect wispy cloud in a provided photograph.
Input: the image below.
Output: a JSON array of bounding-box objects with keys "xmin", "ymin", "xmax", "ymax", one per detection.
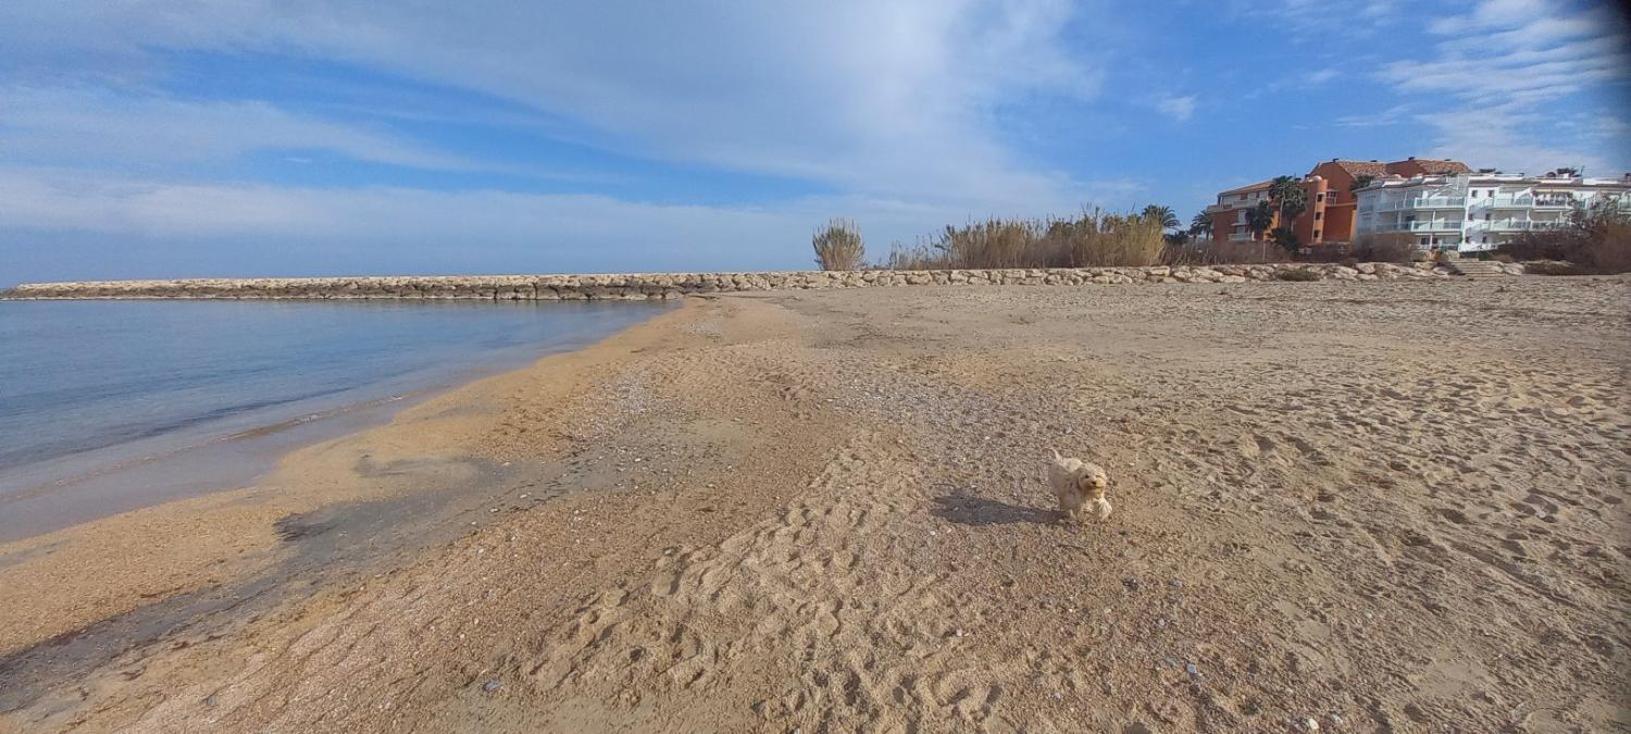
[
  {"xmin": 1374, "ymin": 0, "xmax": 1631, "ymax": 173},
  {"xmin": 1155, "ymin": 94, "xmax": 1197, "ymax": 122},
  {"xmin": 0, "ymin": 166, "xmax": 1144, "ymax": 281},
  {"xmin": 0, "ymin": 0, "xmax": 1112, "ymax": 208},
  {"xmin": 0, "ymin": 86, "xmax": 477, "ymax": 172}
]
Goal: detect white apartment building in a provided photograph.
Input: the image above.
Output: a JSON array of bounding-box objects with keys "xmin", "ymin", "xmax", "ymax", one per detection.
[{"xmin": 1355, "ymin": 170, "xmax": 1631, "ymax": 252}]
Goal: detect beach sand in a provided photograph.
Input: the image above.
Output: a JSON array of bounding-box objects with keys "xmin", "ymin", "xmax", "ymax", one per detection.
[{"xmin": 1, "ymin": 278, "xmax": 1628, "ymax": 732}]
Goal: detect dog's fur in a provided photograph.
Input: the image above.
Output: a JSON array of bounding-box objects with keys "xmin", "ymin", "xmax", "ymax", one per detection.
[{"xmin": 1047, "ymin": 449, "xmax": 1112, "ymax": 524}]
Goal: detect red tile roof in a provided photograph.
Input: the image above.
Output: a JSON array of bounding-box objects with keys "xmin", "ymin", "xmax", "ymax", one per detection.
[
  {"xmin": 1395, "ymin": 159, "xmax": 1472, "ymax": 174},
  {"xmin": 1325, "ymin": 160, "xmax": 1389, "ymax": 178},
  {"xmin": 1218, "ymin": 178, "xmax": 1275, "ymax": 196}
]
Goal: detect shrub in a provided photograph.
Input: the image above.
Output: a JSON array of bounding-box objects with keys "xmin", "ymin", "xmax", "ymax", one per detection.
[
  {"xmin": 1351, "ymin": 232, "xmax": 1417, "ymax": 263},
  {"xmin": 1269, "ymin": 226, "xmax": 1301, "ymax": 258},
  {"xmin": 884, "ymin": 242, "xmax": 941, "ymax": 270},
  {"xmin": 938, "ymin": 218, "xmax": 1043, "ymax": 269},
  {"xmin": 1044, "ymin": 209, "xmax": 1165, "ymax": 267},
  {"xmin": 1274, "ymin": 268, "xmax": 1321, "ymax": 281},
  {"xmin": 1495, "ymin": 202, "xmax": 1631, "ymax": 274},
  {"xmin": 874, "ymin": 207, "xmax": 1167, "ymax": 270},
  {"xmin": 812, "ymin": 219, "xmax": 865, "ymax": 271}
]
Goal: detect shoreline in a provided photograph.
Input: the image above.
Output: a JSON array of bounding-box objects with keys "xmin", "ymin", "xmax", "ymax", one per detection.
[
  {"xmin": 2, "ymin": 279, "xmax": 1626, "ymax": 732},
  {"xmin": 0, "ymin": 300, "xmax": 675, "ymax": 544},
  {"xmin": 0, "ymin": 300, "xmax": 690, "ymax": 663}
]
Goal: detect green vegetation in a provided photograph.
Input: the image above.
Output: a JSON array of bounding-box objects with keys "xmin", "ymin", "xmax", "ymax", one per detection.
[
  {"xmin": 1188, "ymin": 212, "xmax": 1212, "ymax": 239},
  {"xmin": 1269, "ymin": 226, "xmax": 1301, "ymax": 257},
  {"xmin": 1246, "ymin": 201, "xmax": 1275, "ymax": 239}
]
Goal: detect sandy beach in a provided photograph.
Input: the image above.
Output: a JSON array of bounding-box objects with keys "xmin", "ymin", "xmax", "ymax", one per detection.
[{"xmin": 2, "ymin": 277, "xmax": 1628, "ymax": 733}]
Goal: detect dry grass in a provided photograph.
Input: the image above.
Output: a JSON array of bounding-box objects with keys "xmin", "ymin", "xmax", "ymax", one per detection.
[
  {"xmin": 879, "ymin": 209, "xmax": 1165, "ymax": 270},
  {"xmin": 1496, "ymin": 206, "xmax": 1631, "ymax": 274},
  {"xmin": 1162, "ymin": 239, "xmax": 1281, "ymax": 266},
  {"xmin": 813, "ymin": 219, "xmax": 866, "ymax": 271},
  {"xmin": 1351, "ymin": 233, "xmax": 1418, "ymax": 264}
]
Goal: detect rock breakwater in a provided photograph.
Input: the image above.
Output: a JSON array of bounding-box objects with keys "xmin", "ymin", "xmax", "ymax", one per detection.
[{"xmin": 2, "ymin": 262, "xmax": 1522, "ymax": 300}]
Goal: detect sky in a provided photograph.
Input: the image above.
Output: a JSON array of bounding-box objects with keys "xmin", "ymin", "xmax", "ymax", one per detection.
[{"xmin": 2, "ymin": 0, "xmax": 1628, "ymax": 283}]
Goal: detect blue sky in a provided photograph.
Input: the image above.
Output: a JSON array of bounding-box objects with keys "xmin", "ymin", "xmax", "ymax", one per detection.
[{"xmin": 2, "ymin": 0, "xmax": 1628, "ymax": 283}]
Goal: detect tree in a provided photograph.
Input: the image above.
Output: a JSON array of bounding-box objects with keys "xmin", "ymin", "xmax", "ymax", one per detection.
[
  {"xmin": 1188, "ymin": 212, "xmax": 1213, "ymax": 240},
  {"xmin": 1269, "ymin": 175, "xmax": 1308, "ymax": 224},
  {"xmin": 1164, "ymin": 231, "xmax": 1191, "ymax": 247},
  {"xmin": 1270, "ymin": 226, "xmax": 1301, "ymax": 257},
  {"xmin": 1142, "ymin": 204, "xmax": 1180, "ymax": 231},
  {"xmin": 1246, "ymin": 201, "xmax": 1275, "ymax": 239},
  {"xmin": 1349, "ymin": 174, "xmax": 1375, "ymax": 193}
]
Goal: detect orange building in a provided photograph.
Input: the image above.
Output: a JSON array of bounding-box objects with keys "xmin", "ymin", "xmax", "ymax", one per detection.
[{"xmin": 1206, "ymin": 157, "xmax": 1471, "ymax": 248}]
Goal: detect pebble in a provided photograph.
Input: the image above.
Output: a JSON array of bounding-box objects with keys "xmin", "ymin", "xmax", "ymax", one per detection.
[
  {"xmin": 482, "ymin": 679, "xmax": 502, "ymax": 693},
  {"xmin": 1185, "ymin": 662, "xmax": 1199, "ymax": 677},
  {"xmin": 1299, "ymin": 716, "xmax": 1321, "ymax": 731}
]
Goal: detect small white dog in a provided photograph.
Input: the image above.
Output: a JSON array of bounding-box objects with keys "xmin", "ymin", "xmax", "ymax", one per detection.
[{"xmin": 1047, "ymin": 449, "xmax": 1112, "ymax": 524}]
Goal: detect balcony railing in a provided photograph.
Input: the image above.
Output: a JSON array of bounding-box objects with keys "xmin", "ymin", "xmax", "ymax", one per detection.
[
  {"xmin": 1485, "ymin": 220, "xmax": 1570, "ymax": 231},
  {"xmin": 1369, "ymin": 197, "xmax": 1466, "ymax": 212},
  {"xmin": 1372, "ymin": 220, "xmax": 1464, "ymax": 232}
]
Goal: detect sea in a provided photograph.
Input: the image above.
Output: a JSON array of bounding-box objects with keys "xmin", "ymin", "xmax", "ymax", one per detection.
[{"xmin": 0, "ymin": 298, "xmax": 669, "ymax": 542}]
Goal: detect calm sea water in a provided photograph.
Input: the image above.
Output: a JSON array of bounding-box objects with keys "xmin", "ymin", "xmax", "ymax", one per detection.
[{"xmin": 0, "ymin": 299, "xmax": 667, "ymax": 540}]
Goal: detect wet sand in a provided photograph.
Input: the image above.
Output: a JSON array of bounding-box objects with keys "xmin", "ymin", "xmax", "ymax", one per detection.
[{"xmin": 1, "ymin": 278, "xmax": 1628, "ymax": 732}]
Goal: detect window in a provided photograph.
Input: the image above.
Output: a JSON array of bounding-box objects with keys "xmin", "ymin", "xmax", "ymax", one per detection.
[
  {"xmin": 1471, "ymin": 190, "xmax": 1479, "ymax": 198},
  {"xmin": 1314, "ymin": 211, "xmax": 1322, "ymax": 220},
  {"xmin": 1316, "ymin": 193, "xmax": 1324, "ymax": 202},
  {"xmin": 1485, "ymin": 213, "xmax": 1491, "ymax": 221},
  {"xmin": 1313, "ymin": 229, "xmax": 1321, "ymax": 239},
  {"xmin": 1237, "ymin": 194, "xmax": 1246, "ymax": 201},
  {"xmin": 1468, "ymin": 212, "xmax": 1475, "ymax": 220}
]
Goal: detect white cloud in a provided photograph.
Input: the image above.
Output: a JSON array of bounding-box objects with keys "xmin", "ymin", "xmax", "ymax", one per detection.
[
  {"xmin": 0, "ymin": 0, "xmax": 1109, "ymax": 209},
  {"xmin": 1155, "ymin": 94, "xmax": 1197, "ymax": 122},
  {"xmin": 1303, "ymin": 68, "xmax": 1339, "ymax": 86},
  {"xmin": 0, "ymin": 86, "xmax": 478, "ymax": 171},
  {"xmin": 1377, "ymin": 0, "xmax": 1630, "ymax": 173},
  {"xmin": 0, "ymin": 167, "xmax": 1147, "ymax": 281}
]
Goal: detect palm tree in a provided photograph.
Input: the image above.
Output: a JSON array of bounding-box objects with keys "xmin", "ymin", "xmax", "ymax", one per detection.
[
  {"xmin": 1142, "ymin": 204, "xmax": 1180, "ymax": 231},
  {"xmin": 1188, "ymin": 212, "xmax": 1212, "ymax": 240},
  {"xmin": 1269, "ymin": 175, "xmax": 1308, "ymax": 224},
  {"xmin": 1246, "ymin": 201, "xmax": 1275, "ymax": 239}
]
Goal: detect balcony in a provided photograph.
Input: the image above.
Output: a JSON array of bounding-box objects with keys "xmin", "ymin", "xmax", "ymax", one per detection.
[
  {"xmin": 1372, "ymin": 220, "xmax": 1464, "ymax": 232},
  {"xmin": 1369, "ymin": 197, "xmax": 1466, "ymax": 212},
  {"xmin": 1486, "ymin": 220, "xmax": 1570, "ymax": 232}
]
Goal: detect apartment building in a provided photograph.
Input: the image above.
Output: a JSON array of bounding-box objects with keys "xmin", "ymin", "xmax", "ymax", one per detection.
[
  {"xmin": 1354, "ymin": 170, "xmax": 1631, "ymax": 252},
  {"xmin": 1205, "ymin": 158, "xmax": 1470, "ymax": 247}
]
